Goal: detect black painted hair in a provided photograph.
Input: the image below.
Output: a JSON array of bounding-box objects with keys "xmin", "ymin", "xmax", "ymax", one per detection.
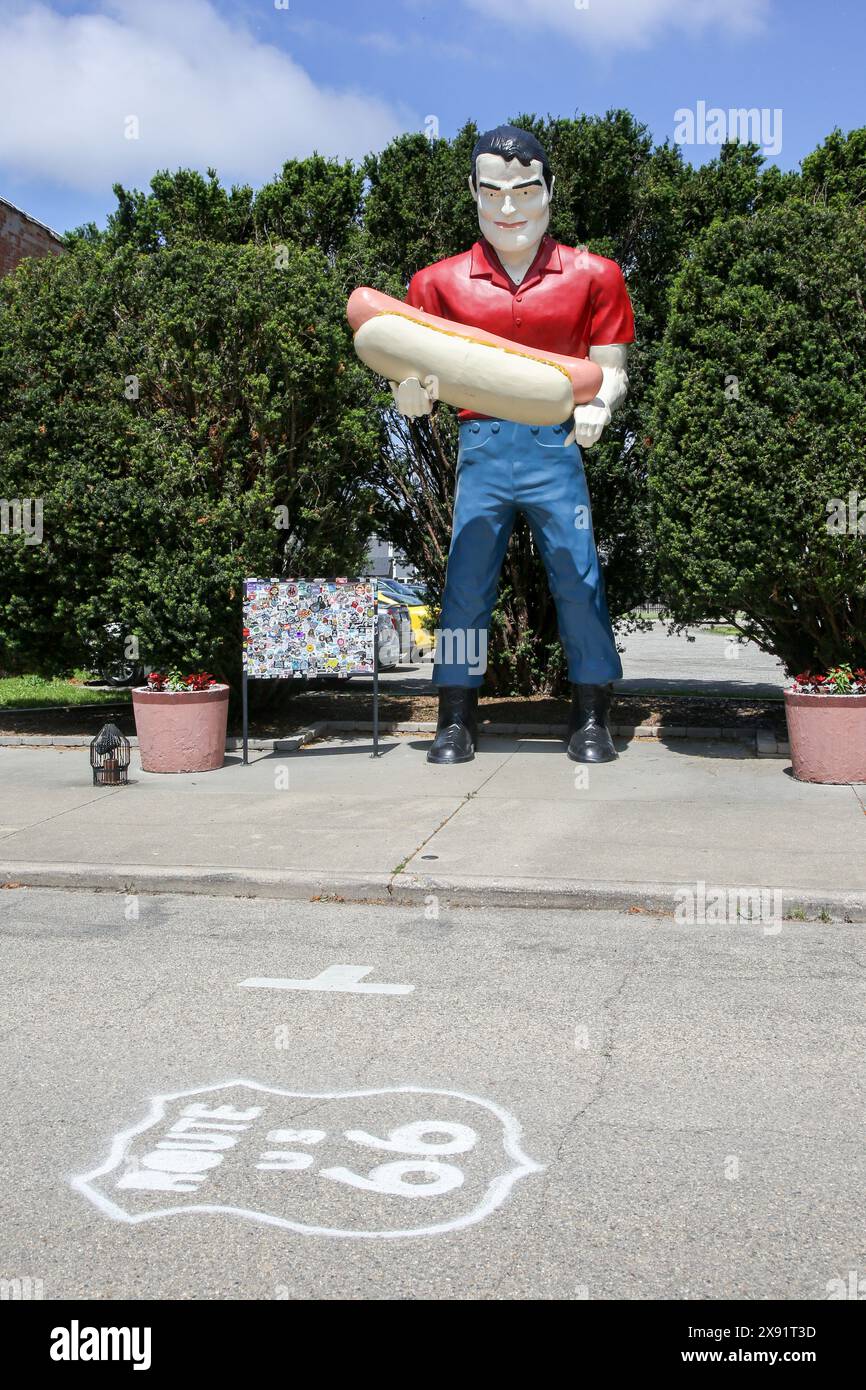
[{"xmin": 470, "ymin": 125, "xmax": 553, "ymax": 192}]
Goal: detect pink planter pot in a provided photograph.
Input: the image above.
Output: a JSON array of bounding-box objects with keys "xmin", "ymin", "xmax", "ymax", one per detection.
[
  {"xmin": 132, "ymin": 685, "xmax": 230, "ymax": 774},
  {"xmin": 784, "ymin": 690, "xmax": 866, "ymax": 784}
]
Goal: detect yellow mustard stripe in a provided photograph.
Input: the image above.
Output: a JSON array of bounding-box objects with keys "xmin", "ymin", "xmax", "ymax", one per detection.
[{"xmin": 368, "ymin": 310, "xmax": 574, "ymax": 386}]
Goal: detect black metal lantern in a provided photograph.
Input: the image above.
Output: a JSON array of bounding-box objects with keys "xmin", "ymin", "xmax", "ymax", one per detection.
[{"xmin": 90, "ymin": 723, "xmax": 131, "ymax": 786}]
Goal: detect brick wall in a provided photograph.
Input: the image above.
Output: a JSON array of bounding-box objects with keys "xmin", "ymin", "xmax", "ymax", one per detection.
[{"xmin": 0, "ymin": 198, "xmax": 65, "ymax": 278}]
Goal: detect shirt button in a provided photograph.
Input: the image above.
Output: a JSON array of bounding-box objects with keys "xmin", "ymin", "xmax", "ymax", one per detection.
[
  {"xmin": 515, "ymin": 316, "xmax": 522, "ymax": 325},
  {"xmin": 553, "ymin": 425, "xmax": 562, "ymax": 434},
  {"xmin": 516, "ymin": 294, "xmax": 523, "ymax": 302},
  {"xmin": 471, "ymin": 423, "xmax": 480, "ymax": 433},
  {"xmin": 531, "ymin": 426, "xmax": 540, "ymax": 435},
  {"xmin": 491, "ymin": 422, "xmax": 500, "ymax": 433}
]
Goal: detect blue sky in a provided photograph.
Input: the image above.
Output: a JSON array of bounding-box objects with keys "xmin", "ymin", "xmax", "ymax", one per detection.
[{"xmin": 1, "ymin": 0, "xmax": 863, "ymax": 236}]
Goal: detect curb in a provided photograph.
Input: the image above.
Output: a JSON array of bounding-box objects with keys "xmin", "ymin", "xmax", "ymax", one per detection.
[
  {"xmin": 0, "ymin": 721, "xmax": 791, "ymax": 756},
  {"xmin": 0, "ymin": 702, "xmax": 131, "ymax": 716},
  {"xmin": 0, "ymin": 862, "xmax": 392, "ymax": 902},
  {"xmin": 324, "ymin": 721, "xmax": 789, "ymax": 754},
  {"xmin": 388, "ymin": 873, "xmax": 866, "ymax": 922},
  {"xmin": 0, "ymin": 861, "xmax": 861, "ymax": 921},
  {"xmin": 0, "ymin": 726, "xmax": 325, "ymax": 753}
]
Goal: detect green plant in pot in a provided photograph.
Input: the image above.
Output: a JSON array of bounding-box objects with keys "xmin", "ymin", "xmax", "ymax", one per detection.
[
  {"xmin": 131, "ymin": 670, "xmax": 230, "ymax": 774},
  {"xmin": 785, "ymin": 665, "xmax": 866, "ymax": 784}
]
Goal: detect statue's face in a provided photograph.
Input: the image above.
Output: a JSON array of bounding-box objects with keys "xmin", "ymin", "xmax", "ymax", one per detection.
[{"xmin": 471, "ymin": 152, "xmax": 553, "ymax": 259}]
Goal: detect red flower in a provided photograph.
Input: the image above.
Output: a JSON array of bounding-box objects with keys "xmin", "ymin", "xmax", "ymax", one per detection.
[{"xmin": 185, "ymin": 672, "xmax": 217, "ymax": 692}]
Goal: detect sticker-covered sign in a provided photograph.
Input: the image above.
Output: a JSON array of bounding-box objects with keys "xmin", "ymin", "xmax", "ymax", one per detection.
[
  {"xmin": 243, "ymin": 577, "xmax": 375, "ymax": 679},
  {"xmin": 71, "ymin": 1081, "xmax": 543, "ymax": 1239}
]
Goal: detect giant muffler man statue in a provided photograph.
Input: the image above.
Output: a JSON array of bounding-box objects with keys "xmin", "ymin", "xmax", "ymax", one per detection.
[{"xmin": 392, "ymin": 124, "xmax": 635, "ymax": 765}]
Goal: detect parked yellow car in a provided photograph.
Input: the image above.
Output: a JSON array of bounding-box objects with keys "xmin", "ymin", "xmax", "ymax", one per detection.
[{"xmin": 377, "ymin": 581, "xmax": 435, "ymax": 659}]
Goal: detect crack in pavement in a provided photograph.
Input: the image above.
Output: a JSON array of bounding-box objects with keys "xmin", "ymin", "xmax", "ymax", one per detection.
[
  {"xmin": 536, "ymin": 932, "xmax": 656, "ymax": 1211},
  {"xmin": 386, "ymin": 742, "xmax": 524, "ymax": 890},
  {"xmin": 0, "ymin": 787, "xmax": 122, "ymax": 845}
]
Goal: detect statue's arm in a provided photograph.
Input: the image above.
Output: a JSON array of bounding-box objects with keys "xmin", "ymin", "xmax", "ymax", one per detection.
[
  {"xmin": 567, "ymin": 343, "xmax": 630, "ymax": 450},
  {"xmin": 389, "ymin": 270, "xmax": 439, "ymax": 417}
]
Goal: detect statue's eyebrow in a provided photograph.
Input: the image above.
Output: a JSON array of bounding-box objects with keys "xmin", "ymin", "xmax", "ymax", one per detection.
[{"xmin": 477, "ymin": 177, "xmax": 543, "ymax": 191}]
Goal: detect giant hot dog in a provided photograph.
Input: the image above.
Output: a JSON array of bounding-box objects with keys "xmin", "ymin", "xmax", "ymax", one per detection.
[{"xmin": 347, "ymin": 287, "xmax": 603, "ymax": 427}]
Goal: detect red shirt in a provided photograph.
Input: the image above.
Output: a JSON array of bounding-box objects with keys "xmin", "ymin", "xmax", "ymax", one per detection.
[{"xmin": 406, "ymin": 236, "xmax": 634, "ymax": 421}]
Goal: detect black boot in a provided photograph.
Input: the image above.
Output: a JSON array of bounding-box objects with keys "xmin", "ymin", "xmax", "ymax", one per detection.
[
  {"xmin": 427, "ymin": 687, "xmax": 478, "ymax": 764},
  {"xmin": 566, "ymin": 683, "xmax": 617, "ymax": 763}
]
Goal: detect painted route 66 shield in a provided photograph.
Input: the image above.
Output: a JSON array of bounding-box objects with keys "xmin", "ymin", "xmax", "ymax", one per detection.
[{"xmin": 72, "ymin": 1081, "xmax": 544, "ymax": 1239}]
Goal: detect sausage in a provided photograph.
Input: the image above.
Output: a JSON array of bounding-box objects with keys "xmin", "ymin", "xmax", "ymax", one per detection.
[{"xmin": 346, "ymin": 286, "xmax": 603, "ymax": 426}]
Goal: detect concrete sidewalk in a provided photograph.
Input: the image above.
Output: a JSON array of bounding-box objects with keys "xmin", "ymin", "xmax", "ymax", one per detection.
[{"xmin": 1, "ymin": 734, "xmax": 864, "ymax": 918}]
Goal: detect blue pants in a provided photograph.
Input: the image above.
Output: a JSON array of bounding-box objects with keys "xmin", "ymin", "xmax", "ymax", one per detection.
[{"xmin": 433, "ymin": 419, "xmax": 622, "ymax": 688}]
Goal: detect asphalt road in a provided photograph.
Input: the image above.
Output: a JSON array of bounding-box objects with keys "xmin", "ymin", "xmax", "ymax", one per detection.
[{"xmin": 1, "ymin": 888, "xmax": 863, "ymax": 1301}]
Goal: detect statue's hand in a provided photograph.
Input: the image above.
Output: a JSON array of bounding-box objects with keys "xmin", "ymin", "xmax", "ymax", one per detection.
[
  {"xmin": 569, "ymin": 398, "xmax": 611, "ymax": 450},
  {"xmin": 390, "ymin": 375, "xmax": 437, "ymax": 418}
]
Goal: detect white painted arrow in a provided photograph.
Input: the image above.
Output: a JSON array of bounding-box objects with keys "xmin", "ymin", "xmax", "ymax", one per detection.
[{"xmin": 238, "ymin": 964, "xmax": 414, "ymax": 995}]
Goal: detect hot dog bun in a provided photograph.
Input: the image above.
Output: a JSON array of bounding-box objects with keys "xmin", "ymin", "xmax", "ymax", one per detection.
[{"xmin": 347, "ymin": 286, "xmax": 603, "ymax": 426}]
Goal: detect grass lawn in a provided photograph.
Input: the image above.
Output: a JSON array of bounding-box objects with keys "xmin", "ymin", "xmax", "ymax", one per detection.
[{"xmin": 0, "ymin": 673, "xmax": 131, "ymax": 709}]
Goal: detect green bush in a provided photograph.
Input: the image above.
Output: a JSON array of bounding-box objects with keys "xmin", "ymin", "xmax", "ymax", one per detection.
[
  {"xmin": 649, "ymin": 199, "xmax": 866, "ymax": 673},
  {"xmin": 0, "ymin": 238, "xmax": 381, "ymax": 681}
]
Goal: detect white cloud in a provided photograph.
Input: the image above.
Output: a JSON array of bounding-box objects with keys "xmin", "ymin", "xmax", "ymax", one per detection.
[
  {"xmin": 462, "ymin": 0, "xmax": 770, "ymax": 50},
  {"xmin": 284, "ymin": 15, "xmax": 476, "ymax": 66},
  {"xmin": 0, "ymin": 0, "xmax": 408, "ymax": 194}
]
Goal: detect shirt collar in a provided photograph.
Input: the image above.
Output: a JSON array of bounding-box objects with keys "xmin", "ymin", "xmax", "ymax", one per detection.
[{"xmin": 470, "ymin": 235, "xmax": 562, "ymax": 290}]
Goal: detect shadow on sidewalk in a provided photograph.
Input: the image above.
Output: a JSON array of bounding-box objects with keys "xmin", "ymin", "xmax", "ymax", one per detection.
[
  {"xmin": 400, "ymin": 735, "xmax": 762, "ymax": 761},
  {"xmin": 264, "ymin": 739, "xmax": 402, "ymax": 759}
]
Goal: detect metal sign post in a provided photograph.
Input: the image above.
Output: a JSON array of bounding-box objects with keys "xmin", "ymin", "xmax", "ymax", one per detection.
[
  {"xmin": 371, "ymin": 590, "xmax": 380, "ymax": 759},
  {"xmin": 241, "ymin": 667, "xmax": 249, "ymax": 766}
]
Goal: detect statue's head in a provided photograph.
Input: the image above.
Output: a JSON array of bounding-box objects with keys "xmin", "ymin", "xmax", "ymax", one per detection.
[{"xmin": 469, "ymin": 124, "xmax": 554, "ymax": 260}]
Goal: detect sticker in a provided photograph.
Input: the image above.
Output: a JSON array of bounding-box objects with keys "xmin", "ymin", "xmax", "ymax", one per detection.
[
  {"xmin": 71, "ymin": 1081, "xmax": 543, "ymax": 1239},
  {"xmin": 242, "ymin": 577, "xmax": 375, "ymax": 679}
]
